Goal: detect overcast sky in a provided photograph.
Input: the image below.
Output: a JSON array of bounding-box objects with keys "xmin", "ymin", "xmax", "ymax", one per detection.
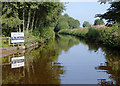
[{"xmin": 62, "ymin": 2, "xmax": 110, "ymax": 27}]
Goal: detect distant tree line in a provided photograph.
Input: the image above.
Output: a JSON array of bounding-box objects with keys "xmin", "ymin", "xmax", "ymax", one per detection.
[
  {"xmin": 94, "ymin": 19, "xmax": 104, "ymax": 25},
  {"xmin": 82, "ymin": 21, "xmax": 91, "ymax": 27},
  {"xmin": 82, "ymin": 19, "xmax": 104, "ymax": 28},
  {"xmin": 54, "ymin": 14, "xmax": 80, "ymax": 32},
  {"xmin": 82, "ymin": 0, "xmax": 120, "ymax": 28}
]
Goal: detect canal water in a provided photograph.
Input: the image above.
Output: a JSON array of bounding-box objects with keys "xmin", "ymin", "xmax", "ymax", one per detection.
[{"xmin": 1, "ymin": 35, "xmax": 120, "ymax": 85}]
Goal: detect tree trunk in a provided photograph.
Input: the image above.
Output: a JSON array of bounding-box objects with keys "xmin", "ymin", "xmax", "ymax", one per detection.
[
  {"xmin": 19, "ymin": 25, "xmax": 21, "ymax": 32},
  {"xmin": 35, "ymin": 19, "xmax": 37, "ymax": 29},
  {"xmin": 39, "ymin": 23, "xmax": 41, "ymax": 29},
  {"xmin": 26, "ymin": 8, "xmax": 31, "ymax": 34},
  {"xmin": 31, "ymin": 11, "xmax": 35, "ymax": 32},
  {"xmin": 35, "ymin": 16, "xmax": 38, "ymax": 29},
  {"xmin": 23, "ymin": 9, "xmax": 25, "ymax": 32}
]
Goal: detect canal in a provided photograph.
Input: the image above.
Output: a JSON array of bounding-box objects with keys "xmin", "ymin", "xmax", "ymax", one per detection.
[{"xmin": 1, "ymin": 35, "xmax": 120, "ymax": 85}]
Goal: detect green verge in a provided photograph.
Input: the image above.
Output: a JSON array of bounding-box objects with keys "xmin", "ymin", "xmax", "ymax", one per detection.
[
  {"xmin": 1, "ymin": 26, "xmax": 55, "ymax": 48},
  {"xmin": 59, "ymin": 25, "xmax": 120, "ymax": 48}
]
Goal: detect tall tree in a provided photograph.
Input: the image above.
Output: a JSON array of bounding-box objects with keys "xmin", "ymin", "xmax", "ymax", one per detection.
[
  {"xmin": 2, "ymin": 2, "xmax": 64, "ymax": 38},
  {"xmin": 96, "ymin": 1, "xmax": 120, "ymax": 24},
  {"xmin": 54, "ymin": 13, "xmax": 80, "ymax": 32},
  {"xmin": 2, "ymin": 2, "xmax": 22, "ymax": 36},
  {"xmin": 83, "ymin": 21, "xmax": 91, "ymax": 27},
  {"xmin": 94, "ymin": 19, "xmax": 105, "ymax": 25}
]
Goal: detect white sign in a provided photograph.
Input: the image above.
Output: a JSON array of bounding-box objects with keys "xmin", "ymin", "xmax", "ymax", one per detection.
[
  {"xmin": 11, "ymin": 32, "xmax": 24, "ymax": 43},
  {"xmin": 11, "ymin": 56, "xmax": 24, "ymax": 68}
]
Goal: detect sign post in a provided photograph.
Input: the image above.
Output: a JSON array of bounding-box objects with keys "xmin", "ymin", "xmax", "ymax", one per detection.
[{"xmin": 11, "ymin": 32, "xmax": 24, "ymax": 43}]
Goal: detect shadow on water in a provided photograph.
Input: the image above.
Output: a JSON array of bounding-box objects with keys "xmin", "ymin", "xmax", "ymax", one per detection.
[{"xmin": 1, "ymin": 35, "xmax": 120, "ymax": 85}]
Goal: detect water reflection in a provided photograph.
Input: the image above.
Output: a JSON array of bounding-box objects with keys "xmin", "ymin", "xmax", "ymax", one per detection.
[
  {"xmin": 2, "ymin": 35, "xmax": 79, "ymax": 84},
  {"xmin": 85, "ymin": 39, "xmax": 120, "ymax": 85},
  {"xmin": 1, "ymin": 35, "xmax": 120, "ymax": 85},
  {"xmin": 11, "ymin": 56, "xmax": 24, "ymax": 69},
  {"xmin": 95, "ymin": 48, "xmax": 120, "ymax": 85}
]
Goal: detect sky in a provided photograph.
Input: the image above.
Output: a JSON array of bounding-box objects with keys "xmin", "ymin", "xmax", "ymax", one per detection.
[{"xmin": 62, "ymin": 2, "xmax": 110, "ymax": 27}]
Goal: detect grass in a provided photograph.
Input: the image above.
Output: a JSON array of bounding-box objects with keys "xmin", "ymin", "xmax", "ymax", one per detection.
[
  {"xmin": 59, "ymin": 29, "xmax": 89, "ymax": 38},
  {"xmin": 1, "ymin": 26, "xmax": 55, "ymax": 48},
  {"xmin": 25, "ymin": 27, "xmax": 55, "ymax": 48},
  {"xmin": 0, "ymin": 39, "xmax": 9, "ymax": 48}
]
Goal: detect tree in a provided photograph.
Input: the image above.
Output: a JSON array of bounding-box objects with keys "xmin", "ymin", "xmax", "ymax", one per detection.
[
  {"xmin": 2, "ymin": 2, "xmax": 22, "ymax": 36},
  {"xmin": 83, "ymin": 21, "xmax": 91, "ymax": 27},
  {"xmin": 67, "ymin": 17, "xmax": 75, "ymax": 29},
  {"xmin": 68, "ymin": 18, "xmax": 80, "ymax": 29},
  {"xmin": 55, "ymin": 21, "xmax": 69, "ymax": 32},
  {"xmin": 94, "ymin": 19, "xmax": 105, "ymax": 25},
  {"xmin": 54, "ymin": 13, "xmax": 80, "ymax": 32},
  {"xmin": 2, "ymin": 2, "xmax": 64, "ymax": 37},
  {"xmin": 60, "ymin": 14, "xmax": 80, "ymax": 29},
  {"xmin": 98, "ymin": 0, "xmax": 113, "ymax": 4},
  {"xmin": 64, "ymin": 13, "xmax": 69, "ymax": 18},
  {"xmin": 74, "ymin": 20, "xmax": 80, "ymax": 28},
  {"xmin": 96, "ymin": 1, "xmax": 120, "ymax": 24}
]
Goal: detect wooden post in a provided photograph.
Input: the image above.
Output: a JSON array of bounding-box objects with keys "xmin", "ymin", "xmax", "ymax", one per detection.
[
  {"xmin": 18, "ymin": 43, "xmax": 19, "ymax": 49},
  {"xmin": 13, "ymin": 54, "xmax": 15, "ymax": 58},
  {"xmin": 17, "ymin": 53, "xmax": 19, "ymax": 57},
  {"xmin": 13, "ymin": 43, "xmax": 14, "ymax": 47},
  {"xmin": 9, "ymin": 37, "xmax": 10, "ymax": 46},
  {"xmin": 9, "ymin": 56, "xmax": 11, "ymax": 64}
]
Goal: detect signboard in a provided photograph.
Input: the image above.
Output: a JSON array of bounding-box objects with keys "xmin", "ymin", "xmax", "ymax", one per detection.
[
  {"xmin": 11, "ymin": 32, "xmax": 24, "ymax": 43},
  {"xmin": 11, "ymin": 56, "xmax": 24, "ymax": 68}
]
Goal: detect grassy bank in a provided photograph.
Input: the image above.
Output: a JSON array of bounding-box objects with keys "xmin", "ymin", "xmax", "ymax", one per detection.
[
  {"xmin": 59, "ymin": 25, "xmax": 120, "ymax": 48},
  {"xmin": 1, "ymin": 26, "xmax": 55, "ymax": 48},
  {"xmin": 0, "ymin": 39, "xmax": 9, "ymax": 48}
]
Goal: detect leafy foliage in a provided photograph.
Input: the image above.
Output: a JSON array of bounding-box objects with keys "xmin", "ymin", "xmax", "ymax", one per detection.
[
  {"xmin": 83, "ymin": 21, "xmax": 91, "ymax": 27},
  {"xmin": 94, "ymin": 19, "xmax": 105, "ymax": 25},
  {"xmin": 2, "ymin": 2, "xmax": 64, "ymax": 38},
  {"xmin": 59, "ymin": 25, "xmax": 120, "ymax": 48},
  {"xmin": 54, "ymin": 14, "xmax": 80, "ymax": 32},
  {"xmin": 55, "ymin": 21, "xmax": 69, "ymax": 32},
  {"xmin": 96, "ymin": 1, "xmax": 120, "ymax": 24}
]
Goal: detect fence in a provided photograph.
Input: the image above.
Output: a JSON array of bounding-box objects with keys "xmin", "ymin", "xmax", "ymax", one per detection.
[{"xmin": 0, "ymin": 37, "xmax": 24, "ymax": 47}]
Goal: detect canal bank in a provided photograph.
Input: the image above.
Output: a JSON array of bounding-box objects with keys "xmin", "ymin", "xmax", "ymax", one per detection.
[
  {"xmin": 59, "ymin": 25, "xmax": 120, "ymax": 49},
  {"xmin": 0, "ymin": 42, "xmax": 39, "ymax": 58}
]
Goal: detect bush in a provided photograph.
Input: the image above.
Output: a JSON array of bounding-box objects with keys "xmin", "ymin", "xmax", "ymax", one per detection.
[
  {"xmin": 86, "ymin": 27, "xmax": 100, "ymax": 41},
  {"xmin": 59, "ymin": 25, "xmax": 120, "ymax": 48},
  {"xmin": 99, "ymin": 25, "xmax": 120, "ymax": 47},
  {"xmin": 0, "ymin": 39, "xmax": 9, "ymax": 48}
]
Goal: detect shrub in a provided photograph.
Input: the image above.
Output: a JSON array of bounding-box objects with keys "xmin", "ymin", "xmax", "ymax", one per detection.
[
  {"xmin": 86, "ymin": 27, "xmax": 100, "ymax": 41},
  {"xmin": 59, "ymin": 25, "xmax": 120, "ymax": 48}
]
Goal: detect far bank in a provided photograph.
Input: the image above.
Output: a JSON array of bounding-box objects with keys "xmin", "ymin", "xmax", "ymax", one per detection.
[{"xmin": 59, "ymin": 24, "xmax": 120, "ymax": 49}]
